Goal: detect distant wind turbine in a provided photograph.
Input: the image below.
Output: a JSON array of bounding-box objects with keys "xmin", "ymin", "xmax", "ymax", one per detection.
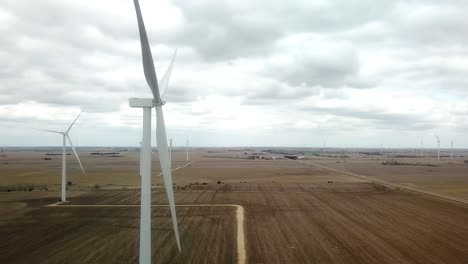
[
  {"xmin": 420, "ymin": 140, "xmax": 424, "ymax": 157},
  {"xmin": 34, "ymin": 112, "xmax": 84, "ymax": 202},
  {"xmin": 451, "ymin": 140, "xmax": 454, "ymax": 159},
  {"xmin": 434, "ymin": 134, "xmax": 440, "ymax": 162},
  {"xmin": 130, "ymin": 0, "xmax": 181, "ymax": 263}
]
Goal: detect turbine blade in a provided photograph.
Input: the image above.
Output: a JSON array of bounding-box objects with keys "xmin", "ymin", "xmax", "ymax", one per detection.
[
  {"xmin": 67, "ymin": 112, "xmax": 82, "ymax": 133},
  {"xmin": 32, "ymin": 128, "xmax": 62, "ymax": 134},
  {"xmin": 155, "ymin": 106, "xmax": 181, "ymax": 252},
  {"xmin": 66, "ymin": 135, "xmax": 85, "ymax": 175},
  {"xmin": 160, "ymin": 49, "xmax": 178, "ymax": 99},
  {"xmin": 133, "ymin": 0, "xmax": 161, "ymax": 101}
]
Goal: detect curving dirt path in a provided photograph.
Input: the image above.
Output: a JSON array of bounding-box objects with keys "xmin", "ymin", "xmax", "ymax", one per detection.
[{"xmin": 46, "ymin": 202, "xmax": 246, "ymax": 264}]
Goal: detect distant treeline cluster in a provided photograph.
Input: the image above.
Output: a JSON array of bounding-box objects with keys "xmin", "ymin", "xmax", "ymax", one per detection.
[
  {"xmin": 90, "ymin": 152, "xmax": 120, "ymax": 155},
  {"xmin": 265, "ymin": 149, "xmax": 305, "ymax": 155},
  {"xmin": 0, "ymin": 184, "xmax": 48, "ymax": 192},
  {"xmin": 89, "ymin": 152, "xmax": 123, "ymax": 157},
  {"xmin": 382, "ymin": 160, "xmax": 437, "ymax": 167}
]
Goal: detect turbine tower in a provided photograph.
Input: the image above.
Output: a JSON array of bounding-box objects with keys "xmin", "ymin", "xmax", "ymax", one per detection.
[
  {"xmin": 34, "ymin": 113, "xmax": 84, "ymax": 202},
  {"xmin": 435, "ymin": 134, "xmax": 440, "ymax": 162},
  {"xmin": 420, "ymin": 140, "xmax": 424, "ymax": 157},
  {"xmin": 131, "ymin": 1, "xmax": 181, "ymax": 263},
  {"xmin": 451, "ymin": 140, "xmax": 454, "ymax": 159}
]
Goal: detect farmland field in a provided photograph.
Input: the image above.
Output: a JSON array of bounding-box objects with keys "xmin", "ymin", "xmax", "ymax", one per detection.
[
  {"xmin": 306, "ymin": 151, "xmax": 468, "ymax": 200},
  {"xmin": 1, "ymin": 148, "xmax": 468, "ymax": 263}
]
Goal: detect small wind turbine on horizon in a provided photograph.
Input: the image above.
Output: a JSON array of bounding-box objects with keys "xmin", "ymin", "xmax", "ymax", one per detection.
[
  {"xmin": 420, "ymin": 140, "xmax": 424, "ymax": 157},
  {"xmin": 130, "ymin": 0, "xmax": 181, "ymax": 263},
  {"xmin": 434, "ymin": 133, "xmax": 441, "ymax": 162},
  {"xmin": 33, "ymin": 112, "xmax": 85, "ymax": 202},
  {"xmin": 451, "ymin": 140, "xmax": 454, "ymax": 159}
]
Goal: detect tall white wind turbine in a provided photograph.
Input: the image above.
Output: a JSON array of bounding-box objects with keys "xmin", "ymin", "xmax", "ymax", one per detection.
[
  {"xmin": 435, "ymin": 134, "xmax": 441, "ymax": 162},
  {"xmin": 130, "ymin": 1, "xmax": 181, "ymax": 263},
  {"xmin": 34, "ymin": 113, "xmax": 85, "ymax": 202}
]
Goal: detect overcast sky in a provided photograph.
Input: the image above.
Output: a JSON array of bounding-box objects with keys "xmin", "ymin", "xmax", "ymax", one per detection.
[{"xmin": 1, "ymin": 0, "xmax": 467, "ymax": 148}]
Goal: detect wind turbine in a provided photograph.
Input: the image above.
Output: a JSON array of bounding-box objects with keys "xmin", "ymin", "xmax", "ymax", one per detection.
[
  {"xmin": 130, "ymin": 0, "xmax": 181, "ymax": 263},
  {"xmin": 451, "ymin": 140, "xmax": 454, "ymax": 159},
  {"xmin": 420, "ymin": 140, "xmax": 424, "ymax": 157},
  {"xmin": 34, "ymin": 113, "xmax": 84, "ymax": 202},
  {"xmin": 434, "ymin": 134, "xmax": 440, "ymax": 162}
]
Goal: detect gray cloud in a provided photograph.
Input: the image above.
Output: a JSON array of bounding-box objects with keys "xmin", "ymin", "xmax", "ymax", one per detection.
[
  {"xmin": 241, "ymin": 82, "xmax": 320, "ymax": 105},
  {"xmin": 391, "ymin": 1, "xmax": 468, "ymax": 48},
  {"xmin": 300, "ymin": 105, "xmax": 435, "ymax": 131},
  {"xmin": 262, "ymin": 39, "xmax": 366, "ymax": 88},
  {"xmin": 170, "ymin": 1, "xmax": 282, "ymax": 60},
  {"xmin": 0, "ymin": 1, "xmax": 141, "ymax": 112},
  {"xmin": 170, "ymin": 0, "xmax": 395, "ymax": 60},
  {"xmin": 164, "ymin": 85, "xmax": 200, "ymax": 103}
]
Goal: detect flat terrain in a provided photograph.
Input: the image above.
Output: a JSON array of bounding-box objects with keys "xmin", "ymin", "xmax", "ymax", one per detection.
[
  {"xmin": 307, "ymin": 155, "xmax": 468, "ymax": 200},
  {"xmin": 1, "ymin": 147, "xmax": 468, "ymax": 263},
  {"xmin": 1, "ymin": 183, "xmax": 468, "ymax": 264},
  {"xmin": 0, "ymin": 192, "xmax": 236, "ymax": 264},
  {"xmin": 0, "ymin": 148, "xmax": 358, "ymax": 189}
]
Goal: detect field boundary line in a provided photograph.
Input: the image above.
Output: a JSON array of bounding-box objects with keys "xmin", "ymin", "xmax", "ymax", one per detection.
[
  {"xmin": 155, "ymin": 161, "xmax": 194, "ymax": 177},
  {"xmin": 47, "ymin": 201, "xmax": 66, "ymax": 206},
  {"xmin": 304, "ymin": 161, "xmax": 468, "ymax": 206},
  {"xmin": 45, "ymin": 202, "xmax": 246, "ymax": 264}
]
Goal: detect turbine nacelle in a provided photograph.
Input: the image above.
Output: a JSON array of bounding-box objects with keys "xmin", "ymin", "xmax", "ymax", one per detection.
[
  {"xmin": 129, "ymin": 98, "xmax": 155, "ymax": 108},
  {"xmin": 129, "ymin": 98, "xmax": 166, "ymax": 108}
]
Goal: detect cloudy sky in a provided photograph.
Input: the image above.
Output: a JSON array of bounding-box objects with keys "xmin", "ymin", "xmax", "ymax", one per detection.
[{"xmin": 1, "ymin": 0, "xmax": 467, "ymax": 148}]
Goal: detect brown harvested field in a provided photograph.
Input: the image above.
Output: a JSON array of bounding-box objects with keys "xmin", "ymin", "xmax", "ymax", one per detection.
[
  {"xmin": 1, "ymin": 148, "xmax": 468, "ymax": 263},
  {"xmin": 0, "ymin": 148, "xmax": 359, "ymax": 189},
  {"xmin": 0, "ymin": 149, "xmax": 189, "ymax": 188},
  {"xmin": 0, "ymin": 191, "xmax": 236, "ymax": 264},
  {"xmin": 307, "ymin": 155, "xmax": 468, "ymax": 200},
  {"xmin": 1, "ymin": 183, "xmax": 468, "ymax": 264},
  {"xmin": 173, "ymin": 159, "xmax": 363, "ymax": 185}
]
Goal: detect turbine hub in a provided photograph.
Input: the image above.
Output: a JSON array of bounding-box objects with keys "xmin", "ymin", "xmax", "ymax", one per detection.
[{"xmin": 153, "ymin": 99, "xmax": 166, "ymax": 106}]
